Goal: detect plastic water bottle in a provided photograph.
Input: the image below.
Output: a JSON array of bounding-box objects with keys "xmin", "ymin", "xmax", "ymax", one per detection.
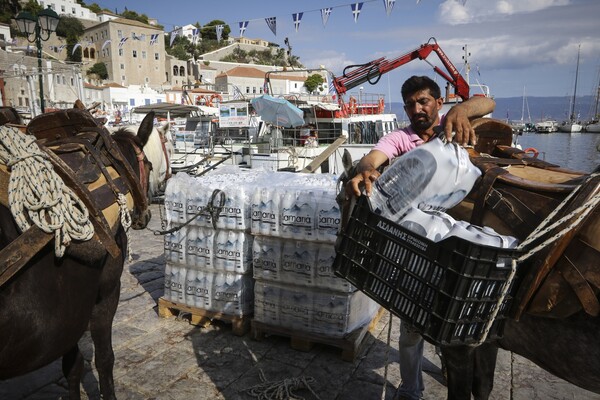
[
  {"xmin": 252, "ymin": 236, "xmax": 283, "ymax": 282},
  {"xmin": 184, "ymin": 268, "xmax": 198, "ymax": 307},
  {"xmin": 253, "ymin": 281, "xmax": 280, "ymax": 325},
  {"xmin": 281, "ymin": 240, "xmax": 317, "ymax": 287},
  {"xmin": 316, "ymin": 188, "xmax": 341, "ymax": 243},
  {"xmin": 194, "ymin": 269, "xmax": 213, "ymax": 310},
  {"xmin": 369, "ymin": 138, "xmax": 481, "ymax": 222},
  {"xmin": 169, "ymin": 264, "xmax": 186, "ymax": 304},
  {"xmin": 195, "ymin": 227, "xmax": 214, "ymax": 270},
  {"xmin": 163, "ymin": 263, "xmax": 172, "ymax": 300}
]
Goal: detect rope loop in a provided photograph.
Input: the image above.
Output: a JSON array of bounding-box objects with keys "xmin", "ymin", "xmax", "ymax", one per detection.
[{"xmin": 0, "ymin": 125, "xmax": 94, "ymax": 257}]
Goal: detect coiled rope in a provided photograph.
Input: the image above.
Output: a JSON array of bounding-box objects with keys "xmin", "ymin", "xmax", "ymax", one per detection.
[
  {"xmin": 245, "ymin": 368, "xmax": 321, "ymax": 400},
  {"xmin": 0, "ymin": 125, "xmax": 94, "ymax": 257},
  {"xmin": 117, "ymin": 193, "xmax": 133, "ymax": 262}
]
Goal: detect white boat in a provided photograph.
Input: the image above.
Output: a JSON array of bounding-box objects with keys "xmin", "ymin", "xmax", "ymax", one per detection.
[
  {"xmin": 535, "ymin": 120, "xmax": 559, "ymax": 133},
  {"xmin": 585, "ymin": 122, "xmax": 600, "ymax": 133},
  {"xmin": 558, "ymin": 121, "xmax": 583, "ymax": 133}
]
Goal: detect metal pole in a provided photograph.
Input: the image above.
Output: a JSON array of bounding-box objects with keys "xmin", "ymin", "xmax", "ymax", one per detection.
[{"xmin": 36, "ymin": 24, "xmax": 44, "ymax": 113}]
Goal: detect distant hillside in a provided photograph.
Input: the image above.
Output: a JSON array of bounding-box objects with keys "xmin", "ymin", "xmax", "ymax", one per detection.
[{"xmin": 390, "ymin": 95, "xmax": 598, "ymax": 123}]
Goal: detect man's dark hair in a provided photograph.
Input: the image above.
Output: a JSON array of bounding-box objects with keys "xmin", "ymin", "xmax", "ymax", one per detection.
[{"xmin": 401, "ymin": 75, "xmax": 441, "ymax": 101}]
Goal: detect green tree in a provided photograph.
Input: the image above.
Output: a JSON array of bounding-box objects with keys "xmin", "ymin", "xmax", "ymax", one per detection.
[
  {"xmin": 200, "ymin": 20, "xmax": 230, "ymax": 41},
  {"xmin": 87, "ymin": 3, "xmax": 103, "ymax": 14},
  {"xmin": 165, "ymin": 34, "xmax": 192, "ymax": 61},
  {"xmin": 87, "ymin": 62, "xmax": 108, "ymax": 79},
  {"xmin": 120, "ymin": 10, "xmax": 149, "ymax": 25},
  {"xmin": 304, "ymin": 74, "xmax": 324, "ymax": 94},
  {"xmin": 55, "ymin": 15, "xmax": 84, "ymax": 39},
  {"xmin": 0, "ymin": 0, "xmax": 20, "ymax": 25},
  {"xmin": 22, "ymin": 0, "xmax": 42, "ymax": 15}
]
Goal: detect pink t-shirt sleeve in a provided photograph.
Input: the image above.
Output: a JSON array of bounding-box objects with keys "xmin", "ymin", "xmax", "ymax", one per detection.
[{"xmin": 373, "ymin": 128, "xmax": 422, "ymax": 159}]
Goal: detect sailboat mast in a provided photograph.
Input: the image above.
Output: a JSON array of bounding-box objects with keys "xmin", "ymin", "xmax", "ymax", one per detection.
[{"xmin": 570, "ymin": 44, "xmax": 581, "ymax": 121}]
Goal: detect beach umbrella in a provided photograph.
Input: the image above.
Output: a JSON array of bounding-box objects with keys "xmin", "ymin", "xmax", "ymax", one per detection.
[{"xmin": 251, "ymin": 95, "xmax": 305, "ymax": 127}]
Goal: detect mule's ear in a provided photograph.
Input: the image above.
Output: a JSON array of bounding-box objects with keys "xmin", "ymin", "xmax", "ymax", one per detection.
[
  {"xmin": 137, "ymin": 111, "xmax": 155, "ymax": 146},
  {"xmin": 342, "ymin": 149, "xmax": 353, "ymax": 173},
  {"xmin": 74, "ymin": 99, "xmax": 86, "ymax": 110}
]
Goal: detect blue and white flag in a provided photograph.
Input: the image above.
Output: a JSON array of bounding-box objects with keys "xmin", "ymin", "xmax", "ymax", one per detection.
[
  {"xmin": 149, "ymin": 33, "xmax": 159, "ymax": 45},
  {"xmin": 132, "ymin": 33, "xmax": 146, "ymax": 41},
  {"xmin": 101, "ymin": 39, "xmax": 111, "ymax": 51},
  {"xmin": 321, "ymin": 8, "xmax": 332, "ymax": 27},
  {"xmin": 57, "ymin": 44, "xmax": 67, "ymax": 53},
  {"xmin": 239, "ymin": 21, "xmax": 249, "ymax": 37},
  {"xmin": 265, "ymin": 17, "xmax": 277, "ymax": 36},
  {"xmin": 216, "ymin": 25, "xmax": 224, "ymax": 42},
  {"xmin": 351, "ymin": 3, "xmax": 364, "ymax": 23},
  {"xmin": 169, "ymin": 30, "xmax": 179, "ymax": 47},
  {"xmin": 192, "ymin": 28, "xmax": 200, "ymax": 44},
  {"xmin": 72, "ymin": 43, "xmax": 81, "ymax": 55},
  {"xmin": 292, "ymin": 12, "xmax": 303, "ymax": 32},
  {"xmin": 383, "ymin": 0, "xmax": 396, "ymax": 16},
  {"xmin": 232, "ymin": 84, "xmax": 244, "ymax": 100},
  {"xmin": 327, "ymin": 73, "xmax": 337, "ymax": 96},
  {"xmin": 118, "ymin": 37, "xmax": 128, "ymax": 48},
  {"xmin": 263, "ymin": 79, "xmax": 270, "ymax": 94}
]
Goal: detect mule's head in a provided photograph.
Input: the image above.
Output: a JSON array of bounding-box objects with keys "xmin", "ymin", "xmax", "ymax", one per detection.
[
  {"xmin": 112, "ymin": 112, "xmax": 155, "ymax": 229},
  {"xmin": 148, "ymin": 120, "xmax": 173, "ymax": 197}
]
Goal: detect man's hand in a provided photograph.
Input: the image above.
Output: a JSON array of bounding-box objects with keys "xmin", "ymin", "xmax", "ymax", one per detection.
[
  {"xmin": 444, "ymin": 104, "xmax": 476, "ymax": 146},
  {"xmin": 347, "ymin": 168, "xmax": 381, "ymax": 198}
]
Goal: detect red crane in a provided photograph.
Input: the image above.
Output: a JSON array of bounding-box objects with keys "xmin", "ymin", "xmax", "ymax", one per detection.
[{"xmin": 332, "ymin": 37, "xmax": 471, "ymax": 102}]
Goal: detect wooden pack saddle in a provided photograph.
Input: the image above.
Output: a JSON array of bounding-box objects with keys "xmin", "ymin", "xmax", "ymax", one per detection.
[
  {"xmin": 0, "ymin": 108, "xmax": 142, "ymax": 287},
  {"xmin": 448, "ymin": 118, "xmax": 600, "ymax": 320}
]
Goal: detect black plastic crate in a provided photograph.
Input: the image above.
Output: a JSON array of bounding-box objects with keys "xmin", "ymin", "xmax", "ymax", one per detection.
[{"xmin": 333, "ymin": 195, "xmax": 522, "ymax": 346}]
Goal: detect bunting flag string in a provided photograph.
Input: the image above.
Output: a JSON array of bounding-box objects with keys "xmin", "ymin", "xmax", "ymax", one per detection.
[
  {"xmin": 265, "ymin": 17, "xmax": 277, "ymax": 36},
  {"xmin": 118, "ymin": 37, "xmax": 128, "ymax": 48},
  {"xmin": 72, "ymin": 43, "xmax": 81, "ymax": 55},
  {"xmin": 149, "ymin": 33, "xmax": 159, "ymax": 45},
  {"xmin": 351, "ymin": 3, "xmax": 364, "ymax": 23},
  {"xmin": 216, "ymin": 24, "xmax": 224, "ymax": 41},
  {"xmin": 292, "ymin": 12, "xmax": 303, "ymax": 32},
  {"xmin": 101, "ymin": 39, "xmax": 111, "ymax": 51},
  {"xmin": 321, "ymin": 7, "xmax": 333, "ymax": 27},
  {"xmin": 383, "ymin": 0, "xmax": 395, "ymax": 16},
  {"xmin": 239, "ymin": 21, "xmax": 249, "ymax": 37}
]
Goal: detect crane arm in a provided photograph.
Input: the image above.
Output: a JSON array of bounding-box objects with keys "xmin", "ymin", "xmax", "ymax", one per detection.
[{"xmin": 332, "ymin": 38, "xmax": 470, "ymax": 101}]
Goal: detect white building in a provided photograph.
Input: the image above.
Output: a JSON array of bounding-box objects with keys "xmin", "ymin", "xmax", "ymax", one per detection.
[{"xmin": 37, "ymin": 0, "xmax": 98, "ymax": 21}]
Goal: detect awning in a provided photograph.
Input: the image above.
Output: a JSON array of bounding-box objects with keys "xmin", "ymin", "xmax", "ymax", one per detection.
[
  {"xmin": 305, "ymin": 102, "xmax": 340, "ymax": 111},
  {"xmin": 132, "ymin": 103, "xmax": 203, "ymax": 117}
]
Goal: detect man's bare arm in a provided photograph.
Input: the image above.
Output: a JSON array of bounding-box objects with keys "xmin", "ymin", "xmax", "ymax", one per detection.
[{"xmin": 444, "ymin": 96, "xmax": 496, "ymax": 146}]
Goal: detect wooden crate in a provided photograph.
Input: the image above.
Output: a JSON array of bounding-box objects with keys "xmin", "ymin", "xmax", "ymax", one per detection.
[
  {"xmin": 251, "ymin": 307, "xmax": 384, "ymax": 362},
  {"xmin": 157, "ymin": 297, "xmax": 251, "ymax": 336}
]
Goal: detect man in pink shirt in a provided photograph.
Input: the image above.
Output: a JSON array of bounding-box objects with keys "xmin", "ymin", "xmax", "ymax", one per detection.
[{"xmin": 347, "ymin": 75, "xmax": 495, "ymax": 400}]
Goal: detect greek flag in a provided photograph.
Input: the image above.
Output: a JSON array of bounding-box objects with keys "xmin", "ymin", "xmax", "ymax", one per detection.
[
  {"xmin": 239, "ymin": 21, "xmax": 249, "ymax": 37},
  {"xmin": 118, "ymin": 37, "xmax": 128, "ymax": 48},
  {"xmin": 327, "ymin": 73, "xmax": 337, "ymax": 96},
  {"xmin": 72, "ymin": 43, "xmax": 81, "ymax": 55},
  {"xmin": 351, "ymin": 3, "xmax": 363, "ymax": 23},
  {"xmin": 265, "ymin": 17, "xmax": 277, "ymax": 36},
  {"xmin": 321, "ymin": 8, "xmax": 332, "ymax": 27},
  {"xmin": 232, "ymin": 84, "xmax": 244, "ymax": 100},
  {"xmin": 57, "ymin": 44, "xmax": 67, "ymax": 53},
  {"xmin": 292, "ymin": 13, "xmax": 303, "ymax": 32},
  {"xmin": 101, "ymin": 39, "xmax": 111, "ymax": 51},
  {"xmin": 383, "ymin": 0, "xmax": 396, "ymax": 16},
  {"xmin": 132, "ymin": 33, "xmax": 146, "ymax": 41},
  {"xmin": 192, "ymin": 28, "xmax": 200, "ymax": 44},
  {"xmin": 149, "ymin": 34, "xmax": 159, "ymax": 45},
  {"xmin": 216, "ymin": 25, "xmax": 224, "ymax": 42},
  {"xmin": 169, "ymin": 30, "xmax": 178, "ymax": 47}
]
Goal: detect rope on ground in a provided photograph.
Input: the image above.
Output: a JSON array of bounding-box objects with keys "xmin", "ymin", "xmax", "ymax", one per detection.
[
  {"xmin": 0, "ymin": 125, "xmax": 94, "ymax": 257},
  {"xmin": 245, "ymin": 368, "xmax": 321, "ymax": 400},
  {"xmin": 380, "ymin": 311, "xmax": 393, "ymax": 400}
]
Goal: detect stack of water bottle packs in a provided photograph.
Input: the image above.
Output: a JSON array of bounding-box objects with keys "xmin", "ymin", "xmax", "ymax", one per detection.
[
  {"xmin": 250, "ymin": 171, "xmax": 379, "ymax": 338},
  {"xmin": 163, "ymin": 169, "xmax": 260, "ymax": 316}
]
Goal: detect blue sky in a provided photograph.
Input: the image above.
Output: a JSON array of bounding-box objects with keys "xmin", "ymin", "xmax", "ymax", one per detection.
[{"xmin": 94, "ymin": 0, "xmax": 600, "ymax": 99}]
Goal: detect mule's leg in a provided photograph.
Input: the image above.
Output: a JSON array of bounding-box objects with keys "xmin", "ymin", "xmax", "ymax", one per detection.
[
  {"xmin": 89, "ymin": 257, "xmax": 122, "ymax": 400},
  {"xmin": 440, "ymin": 345, "xmax": 475, "ymax": 400},
  {"xmin": 63, "ymin": 345, "xmax": 84, "ymax": 400},
  {"xmin": 472, "ymin": 343, "xmax": 498, "ymax": 400}
]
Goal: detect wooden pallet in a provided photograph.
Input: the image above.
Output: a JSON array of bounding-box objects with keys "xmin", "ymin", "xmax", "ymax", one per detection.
[
  {"xmin": 157, "ymin": 297, "xmax": 251, "ymax": 336},
  {"xmin": 251, "ymin": 307, "xmax": 384, "ymax": 362}
]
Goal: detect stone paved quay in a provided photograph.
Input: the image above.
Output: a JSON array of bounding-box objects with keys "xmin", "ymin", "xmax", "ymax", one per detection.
[{"xmin": 1, "ymin": 203, "xmax": 599, "ymax": 400}]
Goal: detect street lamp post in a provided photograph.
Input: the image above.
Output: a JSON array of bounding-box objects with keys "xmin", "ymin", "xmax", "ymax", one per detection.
[{"xmin": 15, "ymin": 6, "xmax": 60, "ymax": 114}]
